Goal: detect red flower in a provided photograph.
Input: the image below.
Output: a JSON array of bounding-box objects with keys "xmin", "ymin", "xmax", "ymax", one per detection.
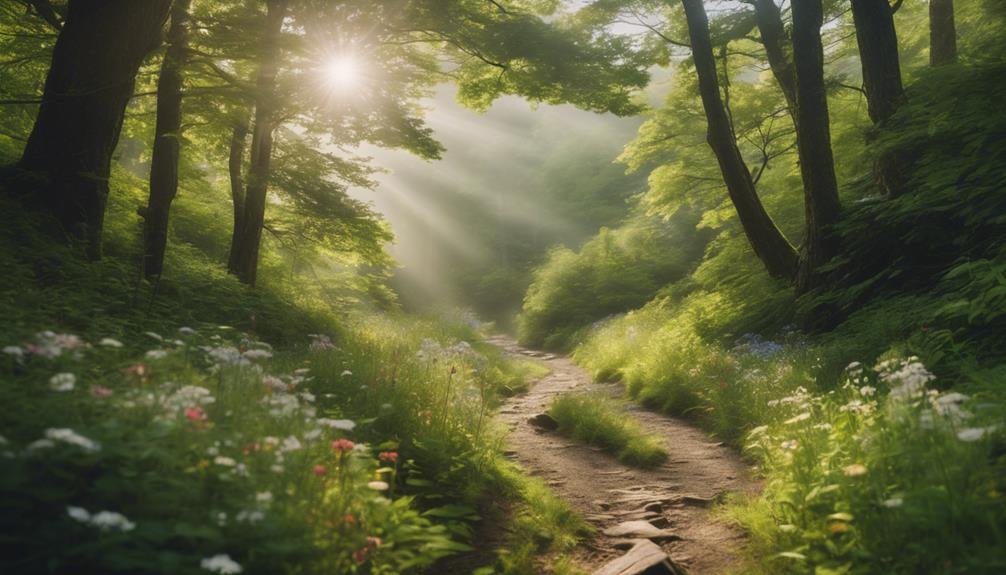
[
  {"xmin": 313, "ymin": 464, "xmax": 327, "ymax": 476},
  {"xmin": 331, "ymin": 438, "xmax": 355, "ymax": 454},
  {"xmin": 343, "ymin": 514, "xmax": 355, "ymax": 525},
  {"xmin": 353, "ymin": 548, "xmax": 369, "ymax": 564},
  {"xmin": 378, "ymin": 451, "xmax": 399, "ymax": 463},
  {"xmin": 90, "ymin": 385, "xmax": 113, "ymax": 398},
  {"xmin": 185, "ymin": 406, "xmax": 207, "ymax": 422}
]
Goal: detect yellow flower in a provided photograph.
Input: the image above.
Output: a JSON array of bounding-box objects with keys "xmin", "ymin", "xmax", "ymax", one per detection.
[{"xmin": 843, "ymin": 463, "xmax": 867, "ymax": 477}]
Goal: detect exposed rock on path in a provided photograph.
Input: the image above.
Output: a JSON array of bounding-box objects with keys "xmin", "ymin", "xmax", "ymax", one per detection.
[{"xmin": 491, "ymin": 336, "xmax": 756, "ymax": 574}]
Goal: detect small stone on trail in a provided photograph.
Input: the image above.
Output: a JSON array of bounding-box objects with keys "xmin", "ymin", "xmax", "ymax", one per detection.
[
  {"xmin": 593, "ymin": 540, "xmax": 688, "ymax": 575},
  {"xmin": 528, "ymin": 413, "xmax": 558, "ymax": 430},
  {"xmin": 602, "ymin": 520, "xmax": 681, "ymax": 542}
]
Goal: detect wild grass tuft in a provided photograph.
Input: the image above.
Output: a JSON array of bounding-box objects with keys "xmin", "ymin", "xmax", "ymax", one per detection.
[{"xmin": 548, "ymin": 393, "xmax": 668, "ymax": 468}]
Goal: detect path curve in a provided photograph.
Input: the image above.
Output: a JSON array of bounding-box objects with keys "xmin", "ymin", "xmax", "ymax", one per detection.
[{"xmin": 491, "ymin": 336, "xmax": 756, "ymax": 574}]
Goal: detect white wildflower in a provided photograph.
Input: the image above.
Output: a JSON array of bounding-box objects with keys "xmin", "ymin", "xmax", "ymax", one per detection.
[
  {"xmin": 3, "ymin": 345, "xmax": 24, "ymax": 358},
  {"xmin": 340, "ymin": 370, "xmax": 352, "ymax": 377},
  {"xmin": 318, "ymin": 418, "xmax": 355, "ymax": 431},
  {"xmin": 255, "ymin": 491, "xmax": 273, "ymax": 506},
  {"xmin": 89, "ymin": 510, "xmax": 136, "ymax": 532},
  {"xmin": 45, "ymin": 428, "xmax": 100, "ymax": 452},
  {"xmin": 49, "ymin": 372, "xmax": 76, "ymax": 392},
  {"xmin": 780, "ymin": 439, "xmax": 799, "ymax": 450},
  {"xmin": 242, "ymin": 349, "xmax": 272, "ymax": 360},
  {"xmin": 882, "ymin": 497, "xmax": 903, "ymax": 508},
  {"xmin": 26, "ymin": 438, "xmax": 55, "ymax": 451},
  {"xmin": 146, "ymin": 349, "xmax": 169, "ymax": 360},
  {"xmin": 784, "ymin": 412, "xmax": 811, "ymax": 425},
  {"xmin": 367, "ymin": 481, "xmax": 390, "ymax": 491},
  {"xmin": 99, "ymin": 338, "xmax": 123, "ymax": 348},
  {"xmin": 145, "ymin": 331, "xmax": 164, "ymax": 342},
  {"xmin": 213, "ymin": 456, "xmax": 236, "ymax": 467},
  {"xmin": 303, "ymin": 428, "xmax": 322, "ymax": 441},
  {"xmin": 843, "ymin": 463, "xmax": 868, "ymax": 477},
  {"xmin": 178, "ymin": 327, "xmax": 197, "ymax": 336},
  {"xmin": 859, "ymin": 386, "xmax": 876, "ymax": 397},
  {"xmin": 280, "ymin": 436, "xmax": 302, "ymax": 452},
  {"xmin": 957, "ymin": 426, "xmax": 996, "ymax": 442},
  {"xmin": 67, "ymin": 506, "xmax": 90, "ymax": 522},
  {"xmin": 201, "ymin": 554, "xmax": 243, "ymax": 574}
]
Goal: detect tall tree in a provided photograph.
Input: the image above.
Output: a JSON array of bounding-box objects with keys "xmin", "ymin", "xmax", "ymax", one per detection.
[
  {"xmin": 228, "ymin": 0, "xmax": 287, "ymax": 285},
  {"xmin": 227, "ymin": 117, "xmax": 249, "ymax": 274},
  {"xmin": 850, "ymin": 0, "xmax": 905, "ymax": 196},
  {"xmin": 930, "ymin": 0, "xmax": 958, "ymax": 66},
  {"xmin": 749, "ymin": 0, "xmax": 797, "ymax": 119},
  {"xmin": 142, "ymin": 0, "xmax": 192, "ymax": 279},
  {"xmin": 16, "ymin": 0, "xmax": 172, "ymax": 259},
  {"xmin": 791, "ymin": 0, "xmax": 841, "ymax": 291},
  {"xmin": 849, "ymin": 0, "xmax": 904, "ymax": 126},
  {"xmin": 679, "ymin": 0, "xmax": 799, "ymax": 281}
]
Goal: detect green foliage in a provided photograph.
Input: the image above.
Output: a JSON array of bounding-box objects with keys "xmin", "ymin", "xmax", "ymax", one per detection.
[
  {"xmin": 518, "ymin": 208, "xmax": 710, "ymax": 350},
  {"xmin": 732, "ymin": 359, "xmax": 1006, "ymax": 574},
  {"xmin": 548, "ymin": 394, "xmax": 668, "ymax": 468}
]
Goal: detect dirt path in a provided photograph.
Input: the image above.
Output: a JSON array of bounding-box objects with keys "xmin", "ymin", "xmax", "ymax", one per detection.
[{"xmin": 490, "ymin": 336, "xmax": 756, "ymax": 574}]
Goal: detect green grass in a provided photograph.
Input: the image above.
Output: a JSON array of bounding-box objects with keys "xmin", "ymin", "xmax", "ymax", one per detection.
[{"xmin": 548, "ymin": 393, "xmax": 668, "ymax": 468}]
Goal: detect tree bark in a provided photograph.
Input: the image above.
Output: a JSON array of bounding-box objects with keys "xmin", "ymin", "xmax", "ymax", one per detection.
[
  {"xmin": 850, "ymin": 0, "xmax": 906, "ymax": 196},
  {"xmin": 929, "ymin": 0, "xmax": 957, "ymax": 66},
  {"xmin": 142, "ymin": 0, "xmax": 192, "ymax": 279},
  {"xmin": 17, "ymin": 0, "xmax": 172, "ymax": 259},
  {"xmin": 227, "ymin": 118, "xmax": 249, "ymax": 273},
  {"xmin": 680, "ymin": 0, "xmax": 799, "ymax": 281},
  {"xmin": 791, "ymin": 0, "xmax": 842, "ymax": 292},
  {"xmin": 751, "ymin": 0, "xmax": 798, "ymax": 121},
  {"xmin": 850, "ymin": 0, "xmax": 904, "ymax": 126},
  {"xmin": 227, "ymin": 0, "xmax": 288, "ymax": 286}
]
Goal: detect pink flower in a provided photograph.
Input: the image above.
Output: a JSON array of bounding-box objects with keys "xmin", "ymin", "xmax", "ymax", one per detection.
[
  {"xmin": 89, "ymin": 385, "xmax": 113, "ymax": 398},
  {"xmin": 185, "ymin": 406, "xmax": 207, "ymax": 422},
  {"xmin": 313, "ymin": 464, "xmax": 327, "ymax": 476},
  {"xmin": 331, "ymin": 439, "xmax": 355, "ymax": 454},
  {"xmin": 378, "ymin": 451, "xmax": 398, "ymax": 463}
]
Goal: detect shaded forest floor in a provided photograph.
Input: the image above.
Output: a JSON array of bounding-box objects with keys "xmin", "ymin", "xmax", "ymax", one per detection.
[{"xmin": 490, "ymin": 336, "xmax": 756, "ymax": 574}]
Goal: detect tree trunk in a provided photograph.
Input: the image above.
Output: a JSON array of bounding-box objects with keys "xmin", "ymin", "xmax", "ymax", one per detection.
[
  {"xmin": 791, "ymin": 0, "xmax": 842, "ymax": 293},
  {"xmin": 751, "ymin": 0, "xmax": 798, "ymax": 121},
  {"xmin": 850, "ymin": 0, "xmax": 906, "ymax": 196},
  {"xmin": 930, "ymin": 0, "xmax": 957, "ymax": 66},
  {"xmin": 17, "ymin": 0, "xmax": 172, "ymax": 259},
  {"xmin": 227, "ymin": 118, "xmax": 249, "ymax": 273},
  {"xmin": 680, "ymin": 0, "xmax": 799, "ymax": 281},
  {"xmin": 227, "ymin": 0, "xmax": 288, "ymax": 286},
  {"xmin": 850, "ymin": 0, "xmax": 904, "ymax": 126},
  {"xmin": 142, "ymin": 0, "xmax": 192, "ymax": 279}
]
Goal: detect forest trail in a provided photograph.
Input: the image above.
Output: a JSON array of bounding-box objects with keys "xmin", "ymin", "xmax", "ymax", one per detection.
[{"xmin": 490, "ymin": 336, "xmax": 756, "ymax": 574}]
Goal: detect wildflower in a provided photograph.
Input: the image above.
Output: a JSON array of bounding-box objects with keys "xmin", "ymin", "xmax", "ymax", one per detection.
[
  {"xmin": 145, "ymin": 331, "xmax": 164, "ymax": 342},
  {"xmin": 185, "ymin": 406, "xmax": 208, "ymax": 422},
  {"xmin": 28, "ymin": 331, "xmax": 86, "ymax": 359},
  {"xmin": 784, "ymin": 413, "xmax": 811, "ymax": 425},
  {"xmin": 90, "ymin": 385, "xmax": 113, "ymax": 397},
  {"xmin": 124, "ymin": 364, "xmax": 148, "ymax": 378},
  {"xmin": 2, "ymin": 345, "xmax": 23, "ymax": 358},
  {"xmin": 881, "ymin": 358, "xmax": 935, "ymax": 400},
  {"xmin": 340, "ymin": 370, "xmax": 353, "ymax": 377},
  {"xmin": 308, "ymin": 334, "xmax": 335, "ymax": 352},
  {"xmin": 262, "ymin": 375, "xmax": 287, "ymax": 392},
  {"xmin": 255, "ymin": 491, "xmax": 273, "ymax": 506},
  {"xmin": 859, "ymin": 386, "xmax": 876, "ymax": 397},
  {"xmin": 49, "ymin": 372, "xmax": 76, "ymax": 392},
  {"xmin": 367, "ymin": 481, "xmax": 390, "ymax": 491},
  {"xmin": 67, "ymin": 506, "xmax": 90, "ymax": 522},
  {"xmin": 45, "ymin": 428, "xmax": 100, "ymax": 452},
  {"xmin": 270, "ymin": 464, "xmax": 284, "ymax": 474},
  {"xmin": 146, "ymin": 349, "xmax": 169, "ymax": 360},
  {"xmin": 178, "ymin": 327, "xmax": 197, "ymax": 336},
  {"xmin": 313, "ymin": 464, "xmax": 327, "ymax": 476},
  {"xmin": 319, "ymin": 418, "xmax": 356, "ymax": 431},
  {"xmin": 201, "ymin": 554, "xmax": 243, "ymax": 574},
  {"xmin": 780, "ymin": 440, "xmax": 799, "ymax": 450},
  {"xmin": 331, "ymin": 439, "xmax": 355, "ymax": 454},
  {"xmin": 304, "ymin": 428, "xmax": 322, "ymax": 441},
  {"xmin": 281, "ymin": 436, "xmax": 302, "ymax": 452},
  {"xmin": 216, "ymin": 512, "xmax": 228, "ymax": 526},
  {"xmin": 90, "ymin": 511, "xmax": 137, "ymax": 532},
  {"xmin": 378, "ymin": 451, "xmax": 399, "ymax": 463},
  {"xmin": 213, "ymin": 456, "xmax": 236, "ymax": 467},
  {"xmin": 812, "ymin": 423, "xmax": 833, "ymax": 431},
  {"xmin": 957, "ymin": 426, "xmax": 996, "ymax": 442},
  {"xmin": 99, "ymin": 338, "xmax": 124, "ymax": 348},
  {"xmin": 242, "ymin": 349, "xmax": 272, "ymax": 360},
  {"xmin": 843, "ymin": 463, "xmax": 868, "ymax": 477},
  {"xmin": 26, "ymin": 438, "xmax": 55, "ymax": 451},
  {"xmin": 882, "ymin": 497, "xmax": 904, "ymax": 508},
  {"xmin": 235, "ymin": 509, "xmax": 264, "ymax": 524}
]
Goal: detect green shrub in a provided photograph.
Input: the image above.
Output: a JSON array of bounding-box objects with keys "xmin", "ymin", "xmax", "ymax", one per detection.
[{"xmin": 548, "ymin": 394, "xmax": 668, "ymax": 468}]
